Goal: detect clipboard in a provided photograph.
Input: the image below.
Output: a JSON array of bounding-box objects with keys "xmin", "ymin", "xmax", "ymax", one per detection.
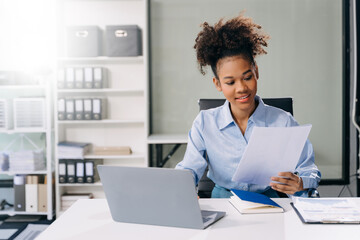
[{"xmin": 291, "ymin": 202, "xmax": 360, "ymax": 224}]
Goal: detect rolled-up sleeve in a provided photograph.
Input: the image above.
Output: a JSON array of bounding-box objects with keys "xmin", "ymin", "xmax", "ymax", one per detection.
[
  {"xmin": 286, "ymin": 117, "xmax": 321, "ymax": 197},
  {"xmin": 175, "ymin": 113, "xmax": 208, "ymax": 185}
]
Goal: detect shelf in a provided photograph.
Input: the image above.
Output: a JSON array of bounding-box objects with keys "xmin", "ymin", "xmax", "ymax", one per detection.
[
  {"xmin": 62, "ymin": 0, "xmax": 144, "ymax": 2},
  {"xmin": 0, "ymin": 85, "xmax": 46, "ymax": 90},
  {"xmin": 147, "ymin": 134, "xmax": 188, "ymax": 144},
  {"xmin": 57, "ymin": 88, "xmax": 144, "ymax": 95},
  {"xmin": 0, "ymin": 129, "xmax": 47, "ymax": 134},
  {"xmin": 1, "ymin": 170, "xmax": 48, "ymax": 175},
  {"xmin": 84, "ymin": 152, "xmax": 144, "ymax": 159},
  {"xmin": 58, "ymin": 181, "xmax": 102, "ymax": 187},
  {"xmin": 58, "ymin": 119, "xmax": 144, "ymax": 124},
  {"xmin": 55, "ymin": 0, "xmax": 149, "ymax": 218},
  {"xmin": 58, "ymin": 56, "xmax": 143, "ymax": 64},
  {"xmin": 0, "ymin": 208, "xmax": 49, "ymax": 216}
]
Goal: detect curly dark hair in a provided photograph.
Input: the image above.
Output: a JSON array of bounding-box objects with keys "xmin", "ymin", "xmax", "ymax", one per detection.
[{"xmin": 194, "ymin": 13, "xmax": 270, "ymax": 79}]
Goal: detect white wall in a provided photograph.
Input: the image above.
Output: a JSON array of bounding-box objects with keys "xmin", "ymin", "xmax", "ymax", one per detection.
[{"xmin": 151, "ymin": 0, "xmax": 346, "ymax": 183}]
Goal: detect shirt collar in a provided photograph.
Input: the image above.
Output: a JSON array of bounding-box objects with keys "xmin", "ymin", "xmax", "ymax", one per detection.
[
  {"xmin": 218, "ymin": 95, "xmax": 266, "ymax": 130},
  {"xmin": 249, "ymin": 95, "xmax": 266, "ymax": 127}
]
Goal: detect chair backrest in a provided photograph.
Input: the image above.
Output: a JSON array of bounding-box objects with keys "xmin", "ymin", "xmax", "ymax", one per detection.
[
  {"xmin": 197, "ymin": 97, "xmax": 293, "ymax": 198},
  {"xmin": 198, "ymin": 97, "xmax": 293, "ymax": 115}
]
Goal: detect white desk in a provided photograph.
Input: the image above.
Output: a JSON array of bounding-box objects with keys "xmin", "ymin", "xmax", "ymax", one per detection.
[{"xmin": 37, "ymin": 198, "xmax": 360, "ymax": 240}]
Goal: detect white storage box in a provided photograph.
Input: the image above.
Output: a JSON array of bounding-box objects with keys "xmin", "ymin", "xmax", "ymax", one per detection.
[
  {"xmin": 13, "ymin": 98, "xmax": 46, "ymax": 131},
  {"xmin": 67, "ymin": 26, "xmax": 102, "ymax": 57},
  {"xmin": 0, "ymin": 99, "xmax": 13, "ymax": 130}
]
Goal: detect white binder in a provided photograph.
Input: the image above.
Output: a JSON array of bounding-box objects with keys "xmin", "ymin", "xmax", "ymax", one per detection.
[
  {"xmin": 92, "ymin": 98, "xmax": 107, "ymax": 120},
  {"xmin": 94, "ymin": 67, "xmax": 106, "ymax": 88},
  {"xmin": 84, "ymin": 67, "xmax": 93, "ymax": 88},
  {"xmin": 83, "ymin": 99, "xmax": 92, "ymax": 120},
  {"xmin": 66, "ymin": 68, "xmax": 75, "ymax": 89},
  {"xmin": 25, "ymin": 176, "xmax": 39, "ymax": 212},
  {"xmin": 75, "ymin": 99, "xmax": 84, "ymax": 120},
  {"xmin": 58, "ymin": 98, "xmax": 66, "ymax": 120},
  {"xmin": 65, "ymin": 99, "xmax": 75, "ymax": 120},
  {"xmin": 75, "ymin": 68, "xmax": 84, "ymax": 88}
]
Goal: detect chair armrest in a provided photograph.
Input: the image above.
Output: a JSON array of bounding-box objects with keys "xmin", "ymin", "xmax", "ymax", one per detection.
[{"xmin": 308, "ymin": 188, "xmax": 320, "ymax": 198}]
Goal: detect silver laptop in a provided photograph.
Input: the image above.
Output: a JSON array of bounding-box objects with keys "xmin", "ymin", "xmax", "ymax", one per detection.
[{"xmin": 97, "ymin": 165, "xmax": 226, "ymax": 229}]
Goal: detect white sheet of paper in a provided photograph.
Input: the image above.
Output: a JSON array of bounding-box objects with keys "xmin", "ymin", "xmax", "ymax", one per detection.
[
  {"xmin": 232, "ymin": 124, "xmax": 312, "ymax": 186},
  {"xmin": 0, "ymin": 229, "xmax": 18, "ymax": 239}
]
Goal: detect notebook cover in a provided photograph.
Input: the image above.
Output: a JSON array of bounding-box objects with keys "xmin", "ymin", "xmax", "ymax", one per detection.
[{"xmin": 230, "ymin": 189, "xmax": 282, "ymax": 208}]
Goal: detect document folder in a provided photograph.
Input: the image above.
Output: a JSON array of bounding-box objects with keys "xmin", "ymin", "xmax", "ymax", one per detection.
[
  {"xmin": 25, "ymin": 176, "xmax": 39, "ymax": 212},
  {"xmin": 84, "ymin": 67, "xmax": 93, "ymax": 89},
  {"xmin": 59, "ymin": 159, "xmax": 67, "ymax": 183},
  {"xmin": 65, "ymin": 99, "xmax": 75, "ymax": 120},
  {"xmin": 92, "ymin": 98, "xmax": 106, "ymax": 120},
  {"xmin": 66, "ymin": 160, "xmax": 76, "ymax": 183},
  {"xmin": 76, "ymin": 161, "xmax": 85, "ymax": 183},
  {"xmin": 85, "ymin": 161, "xmax": 95, "ymax": 183},
  {"xmin": 75, "ymin": 99, "xmax": 84, "ymax": 120},
  {"xmin": 83, "ymin": 99, "xmax": 92, "ymax": 120},
  {"xmin": 58, "ymin": 99, "xmax": 66, "ymax": 120},
  {"xmin": 38, "ymin": 183, "xmax": 47, "ymax": 212},
  {"xmin": 291, "ymin": 197, "xmax": 360, "ymax": 224},
  {"xmin": 65, "ymin": 68, "xmax": 75, "ymax": 89},
  {"xmin": 14, "ymin": 175, "xmax": 26, "ymax": 211},
  {"xmin": 93, "ymin": 67, "xmax": 103, "ymax": 88},
  {"xmin": 74, "ymin": 68, "xmax": 84, "ymax": 88}
]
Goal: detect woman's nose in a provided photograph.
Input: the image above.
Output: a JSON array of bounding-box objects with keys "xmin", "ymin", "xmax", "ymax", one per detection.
[{"xmin": 235, "ymin": 80, "xmax": 247, "ymax": 92}]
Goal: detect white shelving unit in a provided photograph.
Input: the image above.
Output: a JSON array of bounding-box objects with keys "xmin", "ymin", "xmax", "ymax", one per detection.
[
  {"xmin": 147, "ymin": 134, "xmax": 187, "ymax": 167},
  {"xmin": 0, "ymin": 82, "xmax": 54, "ymax": 220},
  {"xmin": 147, "ymin": 134, "xmax": 188, "ymax": 144},
  {"xmin": 54, "ymin": 0, "xmax": 149, "ymax": 217}
]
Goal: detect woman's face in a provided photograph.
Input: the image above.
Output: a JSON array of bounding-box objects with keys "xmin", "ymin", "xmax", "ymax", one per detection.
[{"xmin": 213, "ymin": 56, "xmax": 258, "ymax": 116}]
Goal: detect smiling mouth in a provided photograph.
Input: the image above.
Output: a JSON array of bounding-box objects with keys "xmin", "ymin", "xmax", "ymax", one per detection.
[{"xmin": 236, "ymin": 94, "xmax": 251, "ymax": 102}]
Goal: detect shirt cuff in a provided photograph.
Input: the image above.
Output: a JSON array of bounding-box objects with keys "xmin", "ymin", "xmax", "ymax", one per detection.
[
  {"xmin": 301, "ymin": 176, "xmax": 319, "ymax": 190},
  {"xmin": 293, "ymin": 190, "xmax": 308, "ymax": 197}
]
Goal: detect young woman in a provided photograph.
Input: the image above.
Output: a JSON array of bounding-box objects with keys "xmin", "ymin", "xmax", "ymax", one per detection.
[{"xmin": 176, "ymin": 14, "xmax": 321, "ymax": 198}]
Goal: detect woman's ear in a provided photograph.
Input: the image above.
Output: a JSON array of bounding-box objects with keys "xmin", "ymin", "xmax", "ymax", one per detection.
[
  {"xmin": 213, "ymin": 77, "xmax": 222, "ymax": 92},
  {"xmin": 255, "ymin": 63, "xmax": 259, "ymax": 80}
]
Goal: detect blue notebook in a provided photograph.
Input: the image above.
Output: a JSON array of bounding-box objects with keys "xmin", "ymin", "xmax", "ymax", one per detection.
[{"xmin": 229, "ymin": 189, "xmax": 284, "ymax": 214}]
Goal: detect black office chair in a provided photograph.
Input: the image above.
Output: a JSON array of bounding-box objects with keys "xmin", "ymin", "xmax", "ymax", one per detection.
[{"xmin": 197, "ymin": 98, "xmax": 319, "ymax": 198}]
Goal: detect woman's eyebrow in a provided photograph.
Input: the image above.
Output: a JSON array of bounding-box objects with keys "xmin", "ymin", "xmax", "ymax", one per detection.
[
  {"xmin": 242, "ymin": 69, "xmax": 252, "ymax": 75},
  {"xmin": 223, "ymin": 69, "xmax": 252, "ymax": 80}
]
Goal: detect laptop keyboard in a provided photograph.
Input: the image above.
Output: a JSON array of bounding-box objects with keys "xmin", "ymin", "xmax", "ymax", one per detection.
[{"xmin": 201, "ymin": 210, "xmax": 217, "ymax": 224}]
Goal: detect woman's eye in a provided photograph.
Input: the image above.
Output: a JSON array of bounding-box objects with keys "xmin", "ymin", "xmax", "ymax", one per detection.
[{"xmin": 244, "ymin": 75, "xmax": 252, "ymax": 81}]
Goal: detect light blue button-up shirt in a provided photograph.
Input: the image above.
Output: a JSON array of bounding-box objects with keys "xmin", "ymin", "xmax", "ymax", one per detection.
[{"xmin": 176, "ymin": 96, "xmax": 321, "ymax": 197}]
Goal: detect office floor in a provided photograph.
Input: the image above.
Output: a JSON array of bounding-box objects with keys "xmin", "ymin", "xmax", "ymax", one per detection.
[{"xmin": 0, "ymin": 215, "xmax": 53, "ymax": 240}]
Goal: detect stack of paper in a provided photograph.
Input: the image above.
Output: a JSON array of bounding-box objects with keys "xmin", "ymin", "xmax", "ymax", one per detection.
[
  {"xmin": 229, "ymin": 189, "xmax": 284, "ymax": 214},
  {"xmin": 9, "ymin": 150, "xmax": 45, "ymax": 171},
  {"xmin": 58, "ymin": 141, "xmax": 91, "ymax": 159},
  {"xmin": 93, "ymin": 146, "xmax": 132, "ymax": 155}
]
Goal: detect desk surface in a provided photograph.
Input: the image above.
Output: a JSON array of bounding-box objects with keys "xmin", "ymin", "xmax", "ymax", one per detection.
[
  {"xmin": 38, "ymin": 198, "xmax": 360, "ymax": 240},
  {"xmin": 147, "ymin": 134, "xmax": 188, "ymax": 144}
]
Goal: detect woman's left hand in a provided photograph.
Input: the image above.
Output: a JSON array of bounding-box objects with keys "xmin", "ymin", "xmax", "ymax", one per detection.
[{"xmin": 270, "ymin": 172, "xmax": 304, "ymax": 195}]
